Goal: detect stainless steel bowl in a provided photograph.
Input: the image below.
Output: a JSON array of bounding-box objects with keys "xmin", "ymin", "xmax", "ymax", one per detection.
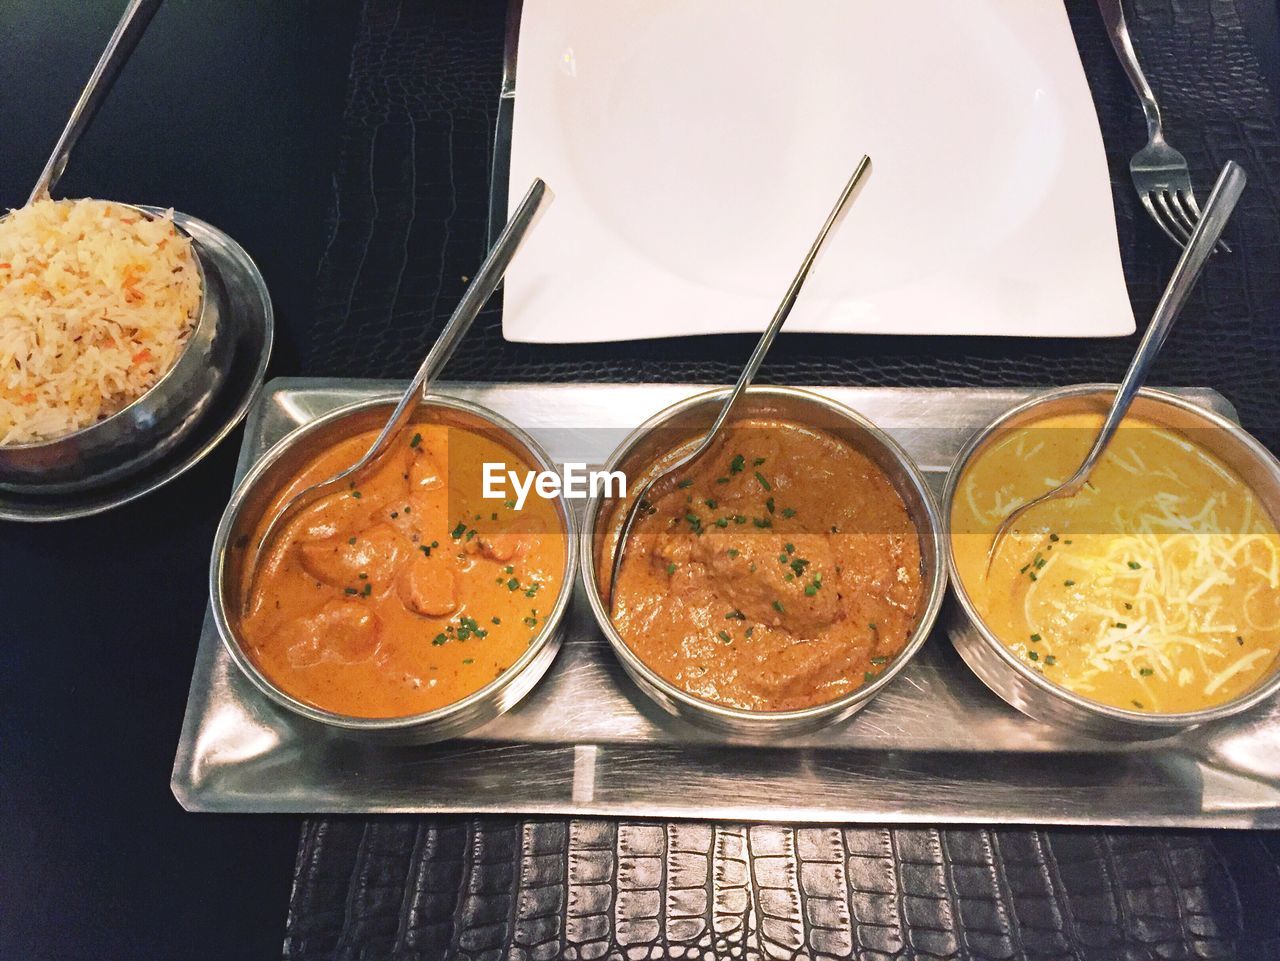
[
  {"xmin": 943, "ymin": 384, "xmax": 1280, "ymax": 739},
  {"xmin": 210, "ymin": 395, "xmax": 577, "ymax": 743},
  {"xmin": 0, "ymin": 203, "xmax": 233, "ymax": 493},
  {"xmin": 581, "ymin": 386, "xmax": 947, "ymax": 739}
]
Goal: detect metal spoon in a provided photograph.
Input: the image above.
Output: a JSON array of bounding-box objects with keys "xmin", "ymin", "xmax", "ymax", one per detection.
[
  {"xmin": 244, "ymin": 178, "xmax": 552, "ymax": 606},
  {"xmin": 985, "ymin": 159, "xmax": 1246, "ymax": 572},
  {"xmin": 29, "ymin": 0, "xmax": 165, "ymax": 204},
  {"xmin": 607, "ymin": 155, "xmax": 873, "ymax": 608}
]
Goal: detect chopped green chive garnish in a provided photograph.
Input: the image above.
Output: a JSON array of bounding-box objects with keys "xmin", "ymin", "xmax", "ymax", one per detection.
[
  {"xmin": 1115, "ymin": 622, "xmax": 1127, "ymax": 629},
  {"xmin": 772, "ymin": 600, "xmax": 785, "ymax": 613},
  {"xmin": 752, "ymin": 457, "xmax": 765, "ymax": 466},
  {"xmin": 1045, "ymin": 655, "xmax": 1057, "ymax": 666},
  {"xmin": 350, "ymin": 490, "xmax": 362, "ymax": 499},
  {"xmin": 717, "ymin": 631, "xmax": 732, "ymax": 642},
  {"xmin": 725, "ymin": 610, "xmax": 745, "ymax": 619},
  {"xmin": 450, "ymin": 522, "xmax": 466, "ymax": 539},
  {"xmin": 348, "ymin": 536, "xmax": 357, "ymax": 545},
  {"xmin": 1132, "ymin": 700, "xmax": 1144, "ymax": 709},
  {"xmin": 729, "ymin": 454, "xmax": 745, "ymax": 474},
  {"xmin": 1063, "ymin": 580, "xmax": 1075, "ymax": 587},
  {"xmin": 344, "ymin": 587, "xmax": 358, "ymax": 595},
  {"xmin": 871, "ymin": 656, "xmax": 888, "ymax": 666},
  {"xmin": 1128, "ymin": 561, "xmax": 1142, "ymax": 570},
  {"xmin": 409, "ymin": 432, "xmax": 422, "ymax": 448},
  {"xmin": 677, "ymin": 478, "xmax": 693, "ymax": 489},
  {"xmin": 765, "ymin": 497, "xmax": 775, "ymax": 514},
  {"xmin": 752, "ymin": 517, "xmax": 772, "ymax": 528},
  {"xmin": 666, "ymin": 563, "xmax": 676, "ymax": 575},
  {"xmin": 781, "ymin": 507, "xmax": 796, "ymax": 518},
  {"xmin": 726, "ymin": 548, "xmax": 740, "ymax": 558},
  {"xmin": 804, "ymin": 584, "xmax": 817, "ymax": 596},
  {"xmin": 491, "ymin": 617, "xmax": 501, "ymax": 625},
  {"xmin": 1030, "ymin": 633, "xmax": 1041, "ymax": 642},
  {"xmin": 754, "ymin": 471, "xmax": 771, "ymax": 491},
  {"xmin": 432, "ymin": 633, "xmax": 447, "ymax": 646},
  {"xmin": 507, "ymin": 578, "xmax": 520, "ymax": 590},
  {"xmin": 1028, "ymin": 650, "xmax": 1039, "ymax": 661},
  {"xmin": 1139, "ymin": 667, "xmax": 1154, "ymax": 676}
]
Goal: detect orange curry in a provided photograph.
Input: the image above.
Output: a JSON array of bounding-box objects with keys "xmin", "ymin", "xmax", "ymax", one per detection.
[
  {"xmin": 610, "ymin": 418, "xmax": 923, "ymax": 711},
  {"xmin": 241, "ymin": 423, "xmax": 566, "ymax": 717}
]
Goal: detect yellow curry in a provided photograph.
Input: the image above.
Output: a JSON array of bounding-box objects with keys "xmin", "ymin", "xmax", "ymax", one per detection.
[
  {"xmin": 241, "ymin": 424, "xmax": 566, "ymax": 717},
  {"xmin": 610, "ymin": 418, "xmax": 923, "ymax": 712},
  {"xmin": 952, "ymin": 411, "xmax": 1280, "ymax": 713}
]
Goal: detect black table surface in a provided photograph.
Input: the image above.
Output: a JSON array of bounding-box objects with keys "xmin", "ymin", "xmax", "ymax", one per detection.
[
  {"xmin": 2, "ymin": 2, "xmax": 1279, "ymax": 959},
  {"xmin": 1, "ymin": 2, "xmax": 355, "ymax": 959}
]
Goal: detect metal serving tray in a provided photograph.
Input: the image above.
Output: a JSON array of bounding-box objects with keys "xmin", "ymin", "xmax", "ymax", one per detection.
[{"xmin": 172, "ymin": 380, "xmax": 1280, "ymax": 826}]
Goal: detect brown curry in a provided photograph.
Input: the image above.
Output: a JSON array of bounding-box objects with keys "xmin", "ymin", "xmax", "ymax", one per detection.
[
  {"xmin": 241, "ymin": 423, "xmax": 566, "ymax": 718},
  {"xmin": 609, "ymin": 418, "xmax": 923, "ymax": 711}
]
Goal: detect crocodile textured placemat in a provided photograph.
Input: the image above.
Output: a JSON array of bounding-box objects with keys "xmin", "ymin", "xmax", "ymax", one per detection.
[
  {"xmin": 288, "ymin": 0, "xmax": 1280, "ymax": 957},
  {"xmin": 305, "ymin": 0, "xmax": 1280, "ymax": 448},
  {"xmin": 285, "ymin": 819, "xmax": 1280, "ymax": 961}
]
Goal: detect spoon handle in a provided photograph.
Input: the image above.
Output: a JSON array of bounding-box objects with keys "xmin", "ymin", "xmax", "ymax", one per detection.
[
  {"xmin": 29, "ymin": 0, "xmax": 165, "ymax": 205},
  {"xmin": 356, "ymin": 178, "xmax": 552, "ymax": 469},
  {"xmin": 701, "ymin": 155, "xmax": 872, "ymax": 445},
  {"xmin": 1073, "ymin": 160, "xmax": 1246, "ymax": 481}
]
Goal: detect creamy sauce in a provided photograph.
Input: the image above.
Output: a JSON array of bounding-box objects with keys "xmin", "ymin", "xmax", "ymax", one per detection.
[
  {"xmin": 241, "ymin": 423, "xmax": 566, "ymax": 717},
  {"xmin": 952, "ymin": 411, "xmax": 1280, "ymax": 713},
  {"xmin": 610, "ymin": 418, "xmax": 924, "ymax": 712}
]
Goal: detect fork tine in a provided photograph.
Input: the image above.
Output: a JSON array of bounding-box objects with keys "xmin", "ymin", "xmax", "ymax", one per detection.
[
  {"xmin": 1142, "ymin": 192, "xmax": 1190, "ymax": 247},
  {"xmin": 1179, "ymin": 190, "xmax": 1233, "ymax": 254},
  {"xmin": 1163, "ymin": 189, "xmax": 1199, "ymax": 237}
]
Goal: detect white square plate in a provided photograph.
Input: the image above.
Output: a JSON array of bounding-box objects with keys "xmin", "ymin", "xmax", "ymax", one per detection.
[{"xmin": 504, "ymin": 0, "xmax": 1135, "ymax": 343}]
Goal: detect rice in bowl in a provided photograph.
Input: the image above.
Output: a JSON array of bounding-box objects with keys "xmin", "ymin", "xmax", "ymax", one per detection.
[{"xmin": 0, "ymin": 198, "xmax": 202, "ymax": 445}]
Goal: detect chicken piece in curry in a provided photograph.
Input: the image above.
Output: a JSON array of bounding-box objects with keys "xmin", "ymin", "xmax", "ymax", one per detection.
[
  {"xmin": 241, "ymin": 423, "xmax": 565, "ymax": 718},
  {"xmin": 609, "ymin": 418, "xmax": 923, "ymax": 711}
]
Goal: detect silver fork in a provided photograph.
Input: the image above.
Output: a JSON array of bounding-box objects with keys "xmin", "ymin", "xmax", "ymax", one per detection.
[{"xmin": 1098, "ymin": 0, "xmax": 1231, "ymax": 253}]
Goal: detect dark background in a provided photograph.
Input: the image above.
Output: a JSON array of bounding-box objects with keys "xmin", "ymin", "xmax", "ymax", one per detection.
[
  {"xmin": 1, "ymin": 2, "xmax": 355, "ymax": 959},
  {"xmin": 2, "ymin": 1, "xmax": 1280, "ymax": 959}
]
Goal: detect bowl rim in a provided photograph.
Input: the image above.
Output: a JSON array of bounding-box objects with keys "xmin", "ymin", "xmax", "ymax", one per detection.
[
  {"xmin": 0, "ymin": 200, "xmax": 210, "ymax": 452},
  {"xmin": 579, "ymin": 383, "xmax": 948, "ymax": 726},
  {"xmin": 942, "ymin": 383, "xmax": 1280, "ymax": 728},
  {"xmin": 209, "ymin": 393, "xmax": 578, "ymax": 731}
]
